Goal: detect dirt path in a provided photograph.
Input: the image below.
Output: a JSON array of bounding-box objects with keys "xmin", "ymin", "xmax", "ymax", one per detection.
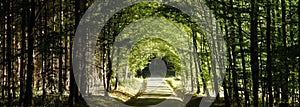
[{"xmin": 126, "ymin": 77, "xmax": 185, "ymax": 107}]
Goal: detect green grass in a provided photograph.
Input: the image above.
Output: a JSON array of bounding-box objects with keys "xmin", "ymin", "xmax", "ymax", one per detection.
[{"xmin": 109, "ymin": 77, "xmax": 147, "ymax": 104}]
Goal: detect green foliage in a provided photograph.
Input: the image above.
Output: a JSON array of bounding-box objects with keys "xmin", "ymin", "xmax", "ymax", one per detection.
[{"xmin": 129, "ymin": 37, "xmax": 181, "ymax": 75}]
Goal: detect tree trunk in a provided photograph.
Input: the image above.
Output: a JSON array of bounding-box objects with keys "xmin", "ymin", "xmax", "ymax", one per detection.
[
  {"xmin": 223, "ymin": 19, "xmax": 230, "ymax": 106},
  {"xmin": 298, "ymin": 0, "xmax": 300, "ymax": 104},
  {"xmin": 58, "ymin": 0, "xmax": 63, "ymax": 96},
  {"xmin": 42, "ymin": 0, "xmax": 47, "ymax": 102},
  {"xmin": 209, "ymin": 10, "xmax": 219, "ymax": 100},
  {"xmin": 250, "ymin": 0, "xmax": 259, "ymax": 106},
  {"xmin": 231, "ymin": 26, "xmax": 240, "ymax": 107},
  {"xmin": 189, "ymin": 39, "xmax": 194, "ymax": 92},
  {"xmin": 192, "ymin": 30, "xmax": 200, "ymax": 94},
  {"xmin": 5, "ymin": 0, "xmax": 12, "ymax": 106},
  {"xmin": 24, "ymin": 0, "xmax": 35, "ymax": 106},
  {"xmin": 229, "ymin": 1, "xmax": 240, "ymax": 105},
  {"xmin": 274, "ymin": 0, "xmax": 281, "ymax": 103},
  {"xmin": 259, "ymin": 23, "xmax": 265, "ymax": 107},
  {"xmin": 266, "ymin": 0, "xmax": 273, "ymax": 106},
  {"xmin": 68, "ymin": 0, "xmax": 80, "ymax": 106},
  {"xmin": 238, "ymin": 18, "xmax": 249, "ymax": 107},
  {"xmin": 114, "ymin": 48, "xmax": 121, "ymax": 90},
  {"xmin": 1, "ymin": 0, "xmax": 5, "ymax": 102},
  {"xmin": 102, "ymin": 46, "xmax": 107, "ymax": 96},
  {"xmin": 199, "ymin": 38, "xmax": 206, "ymax": 94},
  {"xmin": 106, "ymin": 45, "xmax": 113, "ymax": 92},
  {"xmin": 280, "ymin": 0, "xmax": 289, "ymax": 106},
  {"xmin": 289, "ymin": 0, "xmax": 295, "ymax": 105},
  {"xmin": 11, "ymin": 0, "xmax": 16, "ymax": 100},
  {"xmin": 202, "ymin": 37, "xmax": 209, "ymax": 95},
  {"xmin": 19, "ymin": 0, "xmax": 27, "ymax": 105}
]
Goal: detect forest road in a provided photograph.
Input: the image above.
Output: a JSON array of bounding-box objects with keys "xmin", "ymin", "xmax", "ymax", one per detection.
[{"xmin": 127, "ymin": 77, "xmax": 185, "ymax": 107}]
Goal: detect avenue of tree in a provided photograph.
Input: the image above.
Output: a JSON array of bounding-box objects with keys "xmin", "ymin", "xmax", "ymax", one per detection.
[{"xmin": 0, "ymin": 0, "xmax": 300, "ymax": 107}]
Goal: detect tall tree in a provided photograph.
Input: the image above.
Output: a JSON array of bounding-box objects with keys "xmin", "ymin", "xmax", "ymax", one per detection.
[
  {"xmin": 189, "ymin": 39, "xmax": 194, "ymax": 92},
  {"xmin": 41, "ymin": 0, "xmax": 47, "ymax": 102},
  {"xmin": 223, "ymin": 10, "xmax": 233, "ymax": 101},
  {"xmin": 68, "ymin": 0, "xmax": 80, "ymax": 106},
  {"xmin": 281, "ymin": 0, "xmax": 289, "ymax": 105},
  {"xmin": 24, "ymin": 0, "xmax": 35, "ymax": 106},
  {"xmin": 19, "ymin": 0, "xmax": 27, "ymax": 106},
  {"xmin": 238, "ymin": 17, "xmax": 249, "ymax": 107},
  {"xmin": 58, "ymin": 0, "xmax": 63, "ymax": 96},
  {"xmin": 229, "ymin": 0, "xmax": 240, "ymax": 106},
  {"xmin": 1, "ymin": 0, "xmax": 6, "ymax": 101},
  {"xmin": 266, "ymin": 0, "xmax": 273, "ymax": 106},
  {"xmin": 200, "ymin": 35, "xmax": 208, "ymax": 95},
  {"xmin": 11, "ymin": 0, "xmax": 16, "ymax": 100},
  {"xmin": 298, "ymin": 0, "xmax": 300, "ymax": 104},
  {"xmin": 250, "ymin": 0, "xmax": 259, "ymax": 106},
  {"xmin": 192, "ymin": 30, "xmax": 200, "ymax": 94},
  {"xmin": 223, "ymin": 19, "xmax": 230, "ymax": 106},
  {"xmin": 5, "ymin": 0, "xmax": 12, "ymax": 106}
]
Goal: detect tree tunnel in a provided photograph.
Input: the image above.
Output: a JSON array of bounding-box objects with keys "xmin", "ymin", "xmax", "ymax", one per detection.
[
  {"xmin": 72, "ymin": 1, "xmax": 226, "ymax": 106},
  {"xmin": 129, "ymin": 38, "xmax": 181, "ymax": 78},
  {"xmin": 111, "ymin": 17, "xmax": 194, "ymax": 84}
]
